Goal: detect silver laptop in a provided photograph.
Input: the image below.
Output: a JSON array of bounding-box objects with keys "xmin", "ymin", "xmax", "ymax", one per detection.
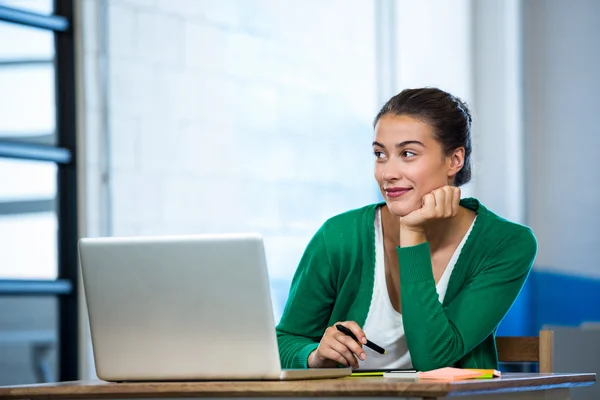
[{"xmin": 78, "ymin": 233, "xmax": 350, "ymax": 381}]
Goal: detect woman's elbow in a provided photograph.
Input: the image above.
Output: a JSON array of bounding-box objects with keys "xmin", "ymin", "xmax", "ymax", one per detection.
[
  {"xmin": 411, "ymin": 356, "xmax": 443, "ymax": 372},
  {"xmin": 410, "ymin": 346, "xmax": 458, "ymax": 372}
]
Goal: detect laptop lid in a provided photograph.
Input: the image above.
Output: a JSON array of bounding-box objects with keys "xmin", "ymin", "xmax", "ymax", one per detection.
[{"xmin": 79, "ymin": 233, "xmax": 283, "ymax": 381}]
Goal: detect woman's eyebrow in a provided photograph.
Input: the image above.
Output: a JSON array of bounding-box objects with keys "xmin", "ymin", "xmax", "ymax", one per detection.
[{"xmin": 372, "ymin": 140, "xmax": 425, "ymax": 148}]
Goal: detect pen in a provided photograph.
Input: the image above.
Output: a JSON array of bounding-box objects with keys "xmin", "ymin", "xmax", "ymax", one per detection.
[{"xmin": 335, "ymin": 324, "xmax": 386, "ymax": 355}]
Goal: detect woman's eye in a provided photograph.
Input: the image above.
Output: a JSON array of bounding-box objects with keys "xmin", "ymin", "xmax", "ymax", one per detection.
[
  {"xmin": 401, "ymin": 150, "xmax": 416, "ymax": 158},
  {"xmin": 373, "ymin": 151, "xmax": 385, "ymax": 159}
]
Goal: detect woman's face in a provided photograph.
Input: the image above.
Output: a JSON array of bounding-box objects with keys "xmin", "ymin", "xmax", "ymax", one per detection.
[{"xmin": 373, "ymin": 114, "xmax": 462, "ymax": 217}]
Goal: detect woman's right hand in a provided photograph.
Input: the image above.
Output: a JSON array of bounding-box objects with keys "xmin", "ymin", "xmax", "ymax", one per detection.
[{"xmin": 307, "ymin": 321, "xmax": 367, "ymax": 368}]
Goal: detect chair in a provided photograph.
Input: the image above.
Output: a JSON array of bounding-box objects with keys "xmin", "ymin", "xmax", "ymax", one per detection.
[{"xmin": 496, "ymin": 330, "xmax": 555, "ymax": 372}]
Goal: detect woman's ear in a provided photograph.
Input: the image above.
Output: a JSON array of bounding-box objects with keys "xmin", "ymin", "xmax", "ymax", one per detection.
[{"xmin": 447, "ymin": 147, "xmax": 465, "ymax": 181}]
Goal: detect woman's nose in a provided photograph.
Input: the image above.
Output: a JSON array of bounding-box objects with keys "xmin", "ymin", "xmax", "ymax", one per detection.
[{"xmin": 382, "ymin": 161, "xmax": 402, "ymax": 182}]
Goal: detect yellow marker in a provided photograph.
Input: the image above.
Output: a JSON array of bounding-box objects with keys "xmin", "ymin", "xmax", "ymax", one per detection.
[{"xmin": 351, "ymin": 371, "xmax": 384, "ymax": 377}]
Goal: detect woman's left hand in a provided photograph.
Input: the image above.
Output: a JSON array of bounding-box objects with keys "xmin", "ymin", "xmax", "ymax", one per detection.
[{"xmin": 400, "ymin": 186, "xmax": 461, "ymax": 233}]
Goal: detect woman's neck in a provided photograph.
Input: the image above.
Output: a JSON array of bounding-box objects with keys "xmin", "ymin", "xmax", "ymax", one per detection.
[{"xmin": 381, "ymin": 204, "xmax": 473, "ymax": 252}]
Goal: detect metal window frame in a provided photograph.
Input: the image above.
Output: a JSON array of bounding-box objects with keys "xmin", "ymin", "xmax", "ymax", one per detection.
[
  {"xmin": 0, "ymin": 280, "xmax": 73, "ymax": 295},
  {"xmin": 0, "ymin": 0, "xmax": 78, "ymax": 382},
  {"xmin": 0, "ymin": 141, "xmax": 72, "ymax": 163},
  {"xmin": 0, "ymin": 5, "xmax": 68, "ymax": 31},
  {"xmin": 0, "ymin": 199, "xmax": 56, "ymax": 215},
  {"xmin": 0, "ymin": 59, "xmax": 54, "ymax": 67}
]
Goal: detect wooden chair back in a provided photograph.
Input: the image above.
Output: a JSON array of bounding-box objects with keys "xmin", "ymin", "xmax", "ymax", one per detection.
[{"xmin": 496, "ymin": 330, "xmax": 554, "ymax": 372}]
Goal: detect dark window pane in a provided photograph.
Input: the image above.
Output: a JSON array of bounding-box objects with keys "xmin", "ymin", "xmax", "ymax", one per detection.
[
  {"xmin": 0, "ymin": 296, "xmax": 58, "ymax": 385},
  {"xmin": 0, "ymin": 0, "xmax": 54, "ymax": 15},
  {"xmin": 0, "ymin": 158, "xmax": 57, "ymax": 279},
  {"xmin": 0, "ymin": 21, "xmax": 55, "ymax": 145}
]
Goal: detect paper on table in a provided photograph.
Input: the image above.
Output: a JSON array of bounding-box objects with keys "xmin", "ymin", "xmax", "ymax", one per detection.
[{"xmin": 417, "ymin": 367, "xmax": 500, "ymax": 381}]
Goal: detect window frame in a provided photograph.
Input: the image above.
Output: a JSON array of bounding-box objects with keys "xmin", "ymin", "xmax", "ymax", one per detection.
[{"xmin": 0, "ymin": 0, "xmax": 79, "ymax": 381}]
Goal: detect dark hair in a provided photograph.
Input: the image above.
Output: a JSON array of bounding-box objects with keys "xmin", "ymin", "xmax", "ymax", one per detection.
[{"xmin": 373, "ymin": 87, "xmax": 473, "ymax": 186}]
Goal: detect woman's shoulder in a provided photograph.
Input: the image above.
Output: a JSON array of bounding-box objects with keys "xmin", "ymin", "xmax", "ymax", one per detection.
[
  {"xmin": 310, "ymin": 202, "xmax": 383, "ymax": 250},
  {"xmin": 464, "ymin": 197, "xmax": 537, "ymax": 258},
  {"xmin": 471, "ymin": 198, "xmax": 535, "ymax": 235},
  {"xmin": 319, "ymin": 202, "xmax": 382, "ymax": 235},
  {"xmin": 301, "ymin": 203, "xmax": 381, "ymax": 269}
]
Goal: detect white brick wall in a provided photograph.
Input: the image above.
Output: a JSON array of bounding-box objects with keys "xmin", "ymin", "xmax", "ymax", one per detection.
[
  {"xmin": 103, "ymin": 0, "xmax": 378, "ymax": 266},
  {"xmin": 78, "ymin": 0, "xmax": 379, "ymax": 378}
]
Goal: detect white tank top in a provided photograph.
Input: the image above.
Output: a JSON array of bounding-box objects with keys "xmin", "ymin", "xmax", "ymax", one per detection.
[{"xmin": 358, "ymin": 207, "xmax": 476, "ymax": 369}]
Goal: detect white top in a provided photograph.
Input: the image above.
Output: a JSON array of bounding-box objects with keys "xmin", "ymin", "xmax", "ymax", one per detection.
[{"xmin": 358, "ymin": 207, "xmax": 476, "ymax": 369}]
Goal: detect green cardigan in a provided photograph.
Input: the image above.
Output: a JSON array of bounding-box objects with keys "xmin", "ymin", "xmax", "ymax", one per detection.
[{"xmin": 275, "ymin": 198, "xmax": 537, "ymax": 371}]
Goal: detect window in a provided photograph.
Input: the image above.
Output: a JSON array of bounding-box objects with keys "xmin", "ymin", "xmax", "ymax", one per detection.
[
  {"xmin": 0, "ymin": 0, "xmax": 77, "ymax": 384},
  {"xmin": 0, "ymin": 159, "xmax": 58, "ymax": 280},
  {"xmin": 0, "ymin": 0, "xmax": 53, "ymax": 15},
  {"xmin": 0, "ymin": 18, "xmax": 56, "ymax": 144}
]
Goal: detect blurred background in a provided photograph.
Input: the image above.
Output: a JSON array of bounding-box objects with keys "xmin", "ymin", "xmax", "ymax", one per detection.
[{"xmin": 0, "ymin": 0, "xmax": 599, "ymax": 394}]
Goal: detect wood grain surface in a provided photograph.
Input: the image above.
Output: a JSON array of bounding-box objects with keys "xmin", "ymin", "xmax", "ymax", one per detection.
[{"xmin": 0, "ymin": 373, "xmax": 595, "ymax": 399}]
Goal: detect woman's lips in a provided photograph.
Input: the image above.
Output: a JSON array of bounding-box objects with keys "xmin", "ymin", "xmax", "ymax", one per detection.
[{"xmin": 385, "ymin": 187, "xmax": 411, "ymax": 198}]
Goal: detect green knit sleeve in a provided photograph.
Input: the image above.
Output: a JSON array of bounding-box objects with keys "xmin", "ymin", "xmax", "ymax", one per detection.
[
  {"xmin": 275, "ymin": 226, "xmax": 337, "ymax": 369},
  {"xmin": 398, "ymin": 227, "xmax": 537, "ymax": 372}
]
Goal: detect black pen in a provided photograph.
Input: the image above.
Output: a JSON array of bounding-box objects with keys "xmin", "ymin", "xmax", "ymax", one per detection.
[{"xmin": 335, "ymin": 324, "xmax": 386, "ymax": 355}]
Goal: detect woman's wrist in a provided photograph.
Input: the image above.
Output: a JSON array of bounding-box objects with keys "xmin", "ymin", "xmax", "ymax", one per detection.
[
  {"xmin": 399, "ymin": 224, "xmax": 427, "ymax": 247},
  {"xmin": 307, "ymin": 349, "xmax": 318, "ymax": 368}
]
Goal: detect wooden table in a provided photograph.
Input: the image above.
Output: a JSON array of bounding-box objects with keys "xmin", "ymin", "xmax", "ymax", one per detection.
[{"xmin": 0, "ymin": 373, "xmax": 595, "ymax": 400}]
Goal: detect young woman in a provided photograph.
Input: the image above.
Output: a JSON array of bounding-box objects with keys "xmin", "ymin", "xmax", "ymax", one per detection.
[{"xmin": 275, "ymin": 87, "xmax": 537, "ymax": 372}]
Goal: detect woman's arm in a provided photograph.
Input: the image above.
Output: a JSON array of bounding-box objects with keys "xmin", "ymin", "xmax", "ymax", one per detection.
[
  {"xmin": 398, "ymin": 227, "xmax": 537, "ymax": 372},
  {"xmin": 275, "ymin": 227, "xmax": 337, "ymax": 369}
]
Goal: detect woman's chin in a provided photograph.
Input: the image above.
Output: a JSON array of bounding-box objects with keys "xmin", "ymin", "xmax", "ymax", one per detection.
[{"xmin": 387, "ymin": 200, "xmax": 418, "ymax": 217}]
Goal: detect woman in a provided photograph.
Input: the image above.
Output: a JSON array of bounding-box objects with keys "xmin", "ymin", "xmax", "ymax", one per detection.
[{"xmin": 275, "ymin": 87, "xmax": 537, "ymax": 372}]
